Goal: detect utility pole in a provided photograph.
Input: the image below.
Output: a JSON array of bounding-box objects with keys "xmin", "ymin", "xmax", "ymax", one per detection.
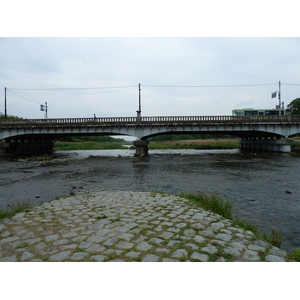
[
  {"xmin": 278, "ymin": 81, "xmax": 281, "ymax": 109},
  {"xmin": 4, "ymin": 87, "xmax": 7, "ymax": 119},
  {"xmin": 136, "ymin": 83, "xmax": 141, "ymax": 122},
  {"xmin": 40, "ymin": 102, "xmax": 48, "ymax": 118}
]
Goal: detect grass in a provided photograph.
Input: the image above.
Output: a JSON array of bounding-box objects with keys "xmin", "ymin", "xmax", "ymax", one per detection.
[
  {"xmin": 148, "ymin": 139, "xmax": 240, "ymax": 150},
  {"xmin": 0, "ymin": 200, "xmax": 32, "ymax": 220},
  {"xmin": 287, "ymin": 249, "xmax": 300, "ymax": 261},
  {"xmin": 178, "ymin": 191, "xmax": 289, "ymax": 251},
  {"xmin": 179, "ymin": 192, "xmax": 234, "ymax": 220},
  {"xmin": 54, "ymin": 141, "xmax": 128, "ymax": 151}
]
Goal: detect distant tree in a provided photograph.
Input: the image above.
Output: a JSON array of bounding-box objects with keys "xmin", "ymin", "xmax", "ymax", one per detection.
[
  {"xmin": 287, "ymin": 98, "xmax": 300, "ymax": 115},
  {"xmin": 0, "ymin": 113, "xmax": 21, "ymax": 120}
]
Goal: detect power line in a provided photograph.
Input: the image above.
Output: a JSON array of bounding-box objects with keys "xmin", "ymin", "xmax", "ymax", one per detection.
[
  {"xmin": 7, "ymin": 85, "xmax": 137, "ymax": 91},
  {"xmin": 142, "ymin": 83, "xmax": 277, "ymax": 88},
  {"xmin": 7, "ymin": 90, "xmax": 40, "ymax": 105}
]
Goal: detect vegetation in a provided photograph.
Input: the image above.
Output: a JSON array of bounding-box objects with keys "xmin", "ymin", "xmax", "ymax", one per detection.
[
  {"xmin": 148, "ymin": 139, "xmax": 240, "ymax": 150},
  {"xmin": 54, "ymin": 135, "xmax": 128, "ymax": 150},
  {"xmin": 54, "ymin": 141, "xmax": 128, "ymax": 151},
  {"xmin": 57, "ymin": 136, "xmax": 126, "ymax": 143},
  {"xmin": 287, "ymin": 98, "xmax": 300, "ymax": 115},
  {"xmin": 0, "ymin": 113, "xmax": 22, "ymax": 120},
  {"xmin": 179, "ymin": 192, "xmax": 234, "ymax": 220},
  {"xmin": 0, "ymin": 200, "xmax": 32, "ymax": 220},
  {"xmin": 179, "ymin": 192, "xmax": 288, "ymax": 250},
  {"xmin": 148, "ymin": 133, "xmax": 234, "ymax": 142},
  {"xmin": 288, "ymin": 248, "xmax": 300, "ymax": 261}
]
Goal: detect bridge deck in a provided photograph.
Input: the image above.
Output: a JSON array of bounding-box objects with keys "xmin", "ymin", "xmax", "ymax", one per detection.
[{"xmin": 1, "ymin": 115, "xmax": 300, "ymax": 127}]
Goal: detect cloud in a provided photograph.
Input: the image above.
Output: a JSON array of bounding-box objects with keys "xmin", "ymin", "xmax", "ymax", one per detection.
[{"xmin": 1, "ymin": 37, "xmax": 300, "ymax": 119}]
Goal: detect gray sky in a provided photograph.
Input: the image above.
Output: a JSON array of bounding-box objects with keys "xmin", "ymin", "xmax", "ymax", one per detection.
[
  {"xmin": 1, "ymin": 2, "xmax": 299, "ymax": 120},
  {"xmin": 1, "ymin": 37, "xmax": 300, "ymax": 119}
]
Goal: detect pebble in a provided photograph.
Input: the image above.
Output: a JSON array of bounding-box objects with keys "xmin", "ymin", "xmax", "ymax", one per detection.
[{"xmin": 0, "ymin": 191, "xmax": 288, "ymax": 262}]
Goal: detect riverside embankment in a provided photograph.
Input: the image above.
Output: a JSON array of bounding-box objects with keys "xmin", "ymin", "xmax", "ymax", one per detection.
[{"xmin": 0, "ymin": 191, "xmax": 287, "ymax": 262}]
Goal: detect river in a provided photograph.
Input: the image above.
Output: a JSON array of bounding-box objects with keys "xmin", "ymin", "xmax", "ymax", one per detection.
[{"xmin": 1, "ymin": 148, "xmax": 300, "ymax": 253}]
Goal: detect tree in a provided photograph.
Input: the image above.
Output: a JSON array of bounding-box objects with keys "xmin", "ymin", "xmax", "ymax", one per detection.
[{"xmin": 287, "ymin": 98, "xmax": 300, "ymax": 115}]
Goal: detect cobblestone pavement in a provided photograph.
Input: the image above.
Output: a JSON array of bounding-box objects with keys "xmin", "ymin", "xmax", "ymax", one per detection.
[{"xmin": 0, "ymin": 191, "xmax": 287, "ymax": 262}]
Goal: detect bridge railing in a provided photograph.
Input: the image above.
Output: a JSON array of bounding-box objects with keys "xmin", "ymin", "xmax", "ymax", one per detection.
[{"xmin": 1, "ymin": 115, "xmax": 300, "ymax": 126}]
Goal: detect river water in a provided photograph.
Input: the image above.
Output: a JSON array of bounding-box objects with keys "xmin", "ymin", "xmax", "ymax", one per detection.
[{"xmin": 1, "ymin": 148, "xmax": 300, "ymax": 252}]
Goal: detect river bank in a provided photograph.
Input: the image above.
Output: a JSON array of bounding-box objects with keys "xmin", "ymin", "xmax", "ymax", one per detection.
[
  {"xmin": 0, "ymin": 191, "xmax": 288, "ymax": 262},
  {"xmin": 53, "ymin": 138, "xmax": 240, "ymax": 151},
  {"xmin": 54, "ymin": 138, "xmax": 300, "ymax": 152}
]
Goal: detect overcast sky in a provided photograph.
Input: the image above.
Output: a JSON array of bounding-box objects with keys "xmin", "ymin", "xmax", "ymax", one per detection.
[
  {"xmin": 1, "ymin": 37, "xmax": 300, "ymax": 120},
  {"xmin": 1, "ymin": 0, "xmax": 300, "ymax": 120}
]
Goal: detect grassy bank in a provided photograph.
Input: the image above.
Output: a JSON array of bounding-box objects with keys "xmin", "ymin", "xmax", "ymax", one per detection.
[
  {"xmin": 54, "ymin": 141, "xmax": 128, "ymax": 151},
  {"xmin": 0, "ymin": 200, "xmax": 32, "ymax": 220},
  {"xmin": 148, "ymin": 139, "xmax": 240, "ymax": 150},
  {"xmin": 179, "ymin": 192, "xmax": 300, "ymax": 260}
]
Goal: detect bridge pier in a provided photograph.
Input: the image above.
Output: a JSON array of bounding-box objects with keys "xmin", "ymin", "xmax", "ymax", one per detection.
[
  {"xmin": 133, "ymin": 140, "xmax": 149, "ymax": 156},
  {"xmin": 240, "ymin": 138, "xmax": 291, "ymax": 153},
  {"xmin": 0, "ymin": 139, "xmax": 54, "ymax": 156}
]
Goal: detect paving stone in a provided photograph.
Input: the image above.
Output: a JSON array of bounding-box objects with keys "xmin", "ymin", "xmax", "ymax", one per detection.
[
  {"xmin": 86, "ymin": 235, "xmax": 107, "ymax": 243},
  {"xmin": 116, "ymin": 241, "xmax": 134, "ymax": 249},
  {"xmin": 103, "ymin": 237, "xmax": 119, "ymax": 246},
  {"xmin": 242, "ymin": 250, "xmax": 260, "ymax": 261},
  {"xmin": 192, "ymin": 213, "xmax": 206, "ymax": 221},
  {"xmin": 71, "ymin": 252, "xmax": 88, "ymax": 261},
  {"xmin": 0, "ymin": 255, "xmax": 18, "ymax": 262},
  {"xmin": 142, "ymin": 254, "xmax": 159, "ymax": 262},
  {"xmin": 86, "ymin": 244, "xmax": 106, "ymax": 253},
  {"xmin": 265, "ymin": 254, "xmax": 285, "ymax": 262},
  {"xmin": 163, "ymin": 258, "xmax": 179, "ymax": 262},
  {"xmin": 201, "ymin": 245, "xmax": 218, "ymax": 254},
  {"xmin": 49, "ymin": 251, "xmax": 71, "ymax": 261},
  {"xmin": 45, "ymin": 234, "xmax": 60, "ymax": 242},
  {"xmin": 172, "ymin": 249, "xmax": 188, "ymax": 258},
  {"xmin": 185, "ymin": 243, "xmax": 199, "ymax": 250},
  {"xmin": 149, "ymin": 237, "xmax": 164, "ymax": 245},
  {"xmin": 126, "ymin": 251, "xmax": 141, "ymax": 258},
  {"xmin": 89, "ymin": 255, "xmax": 107, "ymax": 262},
  {"xmin": 52, "ymin": 239, "xmax": 69, "ymax": 246},
  {"xmin": 216, "ymin": 233, "xmax": 232, "ymax": 242},
  {"xmin": 118, "ymin": 232, "xmax": 135, "ymax": 241},
  {"xmin": 1, "ymin": 236, "xmax": 19, "ymax": 243},
  {"xmin": 183, "ymin": 229, "xmax": 196, "ymax": 237},
  {"xmin": 191, "ymin": 252, "xmax": 209, "ymax": 261},
  {"xmin": 136, "ymin": 241, "xmax": 152, "ymax": 251},
  {"xmin": 193, "ymin": 235, "xmax": 206, "ymax": 244},
  {"xmin": 159, "ymin": 232, "xmax": 174, "ymax": 240},
  {"xmin": 20, "ymin": 251, "xmax": 35, "ymax": 261},
  {"xmin": 1, "ymin": 231, "xmax": 11, "ymax": 238},
  {"xmin": 156, "ymin": 248, "xmax": 170, "ymax": 254},
  {"xmin": 167, "ymin": 240, "xmax": 181, "ymax": 247}
]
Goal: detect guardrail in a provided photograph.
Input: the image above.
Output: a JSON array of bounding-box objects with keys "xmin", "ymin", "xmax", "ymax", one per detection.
[{"xmin": 1, "ymin": 115, "xmax": 300, "ymax": 126}]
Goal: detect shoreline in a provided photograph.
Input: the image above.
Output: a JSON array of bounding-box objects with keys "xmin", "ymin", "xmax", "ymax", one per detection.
[{"xmin": 0, "ymin": 191, "xmax": 288, "ymax": 262}]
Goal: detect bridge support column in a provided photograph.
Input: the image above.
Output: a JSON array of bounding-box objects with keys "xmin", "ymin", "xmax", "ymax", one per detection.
[
  {"xmin": 240, "ymin": 138, "xmax": 291, "ymax": 153},
  {"xmin": 133, "ymin": 140, "xmax": 149, "ymax": 157}
]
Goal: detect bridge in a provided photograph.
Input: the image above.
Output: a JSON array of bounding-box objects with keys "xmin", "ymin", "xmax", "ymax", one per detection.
[{"xmin": 1, "ymin": 114, "xmax": 300, "ymax": 156}]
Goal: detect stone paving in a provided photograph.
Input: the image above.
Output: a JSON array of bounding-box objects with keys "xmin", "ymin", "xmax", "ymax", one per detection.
[{"xmin": 0, "ymin": 191, "xmax": 287, "ymax": 262}]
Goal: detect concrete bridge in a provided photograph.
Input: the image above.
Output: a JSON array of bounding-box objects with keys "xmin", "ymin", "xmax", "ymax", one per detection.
[{"xmin": 1, "ymin": 114, "xmax": 300, "ymax": 156}]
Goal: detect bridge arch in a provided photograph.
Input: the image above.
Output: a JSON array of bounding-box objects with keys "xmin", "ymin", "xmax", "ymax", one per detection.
[{"xmin": 1, "ymin": 115, "xmax": 300, "ymax": 155}]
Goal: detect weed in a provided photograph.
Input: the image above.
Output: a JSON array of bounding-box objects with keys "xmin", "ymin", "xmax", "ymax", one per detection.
[
  {"xmin": 0, "ymin": 199, "xmax": 32, "ymax": 220},
  {"xmin": 179, "ymin": 192, "xmax": 233, "ymax": 220},
  {"xmin": 95, "ymin": 215, "xmax": 108, "ymax": 220},
  {"xmin": 263, "ymin": 230, "xmax": 284, "ymax": 248},
  {"xmin": 288, "ymin": 248, "xmax": 300, "ymax": 261}
]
